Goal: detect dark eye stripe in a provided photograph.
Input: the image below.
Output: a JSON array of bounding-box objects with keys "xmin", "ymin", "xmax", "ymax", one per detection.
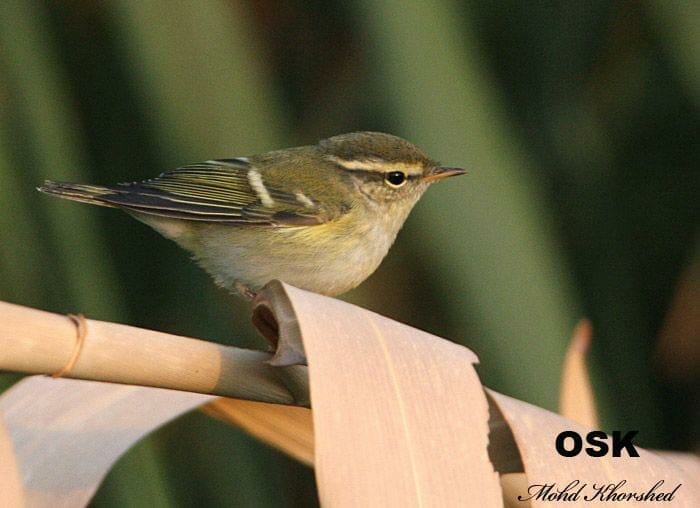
[{"xmin": 334, "ymin": 163, "xmax": 421, "ymax": 181}]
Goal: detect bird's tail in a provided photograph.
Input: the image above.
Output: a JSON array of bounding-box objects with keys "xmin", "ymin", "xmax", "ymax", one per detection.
[{"xmin": 37, "ymin": 181, "xmax": 119, "ymax": 208}]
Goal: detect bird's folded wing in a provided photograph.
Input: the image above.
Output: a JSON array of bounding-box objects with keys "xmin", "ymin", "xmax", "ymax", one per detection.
[{"xmin": 45, "ymin": 159, "xmax": 333, "ymax": 226}]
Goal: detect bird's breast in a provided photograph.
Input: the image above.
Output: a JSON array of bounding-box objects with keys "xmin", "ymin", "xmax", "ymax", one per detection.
[{"xmin": 165, "ymin": 200, "xmax": 415, "ymax": 296}]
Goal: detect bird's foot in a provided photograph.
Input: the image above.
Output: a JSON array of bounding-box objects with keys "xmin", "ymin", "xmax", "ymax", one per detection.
[{"xmin": 235, "ymin": 282, "xmax": 258, "ymax": 301}]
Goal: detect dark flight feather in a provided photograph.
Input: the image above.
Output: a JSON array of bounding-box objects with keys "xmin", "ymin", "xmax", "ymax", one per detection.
[{"xmin": 39, "ymin": 159, "xmax": 325, "ymax": 226}]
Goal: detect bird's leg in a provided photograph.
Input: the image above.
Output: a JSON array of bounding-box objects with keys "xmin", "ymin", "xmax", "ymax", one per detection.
[{"xmin": 235, "ymin": 281, "xmax": 258, "ymax": 301}]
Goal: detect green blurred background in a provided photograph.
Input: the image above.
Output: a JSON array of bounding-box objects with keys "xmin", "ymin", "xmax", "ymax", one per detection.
[{"xmin": 0, "ymin": 1, "xmax": 697, "ymax": 506}]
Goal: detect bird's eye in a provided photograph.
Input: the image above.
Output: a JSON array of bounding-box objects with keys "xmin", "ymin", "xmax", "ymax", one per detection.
[{"xmin": 385, "ymin": 171, "xmax": 407, "ymax": 187}]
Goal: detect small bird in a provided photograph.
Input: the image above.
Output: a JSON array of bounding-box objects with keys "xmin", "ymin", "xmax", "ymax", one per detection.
[{"xmin": 39, "ymin": 132, "xmax": 464, "ymax": 299}]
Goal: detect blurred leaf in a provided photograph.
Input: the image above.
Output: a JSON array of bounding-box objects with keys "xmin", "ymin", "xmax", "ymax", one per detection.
[
  {"xmin": 108, "ymin": 0, "xmax": 285, "ymax": 162},
  {"xmin": 355, "ymin": 0, "xmax": 578, "ymax": 409},
  {"xmin": 559, "ymin": 319, "xmax": 599, "ymax": 428},
  {"xmin": 647, "ymin": 1, "xmax": 700, "ymax": 104},
  {"xmin": 655, "ymin": 248, "xmax": 700, "ymax": 382},
  {"xmin": 0, "ymin": 0, "xmax": 122, "ymax": 319}
]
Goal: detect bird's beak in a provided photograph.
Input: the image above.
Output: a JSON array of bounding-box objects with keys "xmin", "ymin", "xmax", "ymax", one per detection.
[{"xmin": 422, "ymin": 166, "xmax": 466, "ymax": 182}]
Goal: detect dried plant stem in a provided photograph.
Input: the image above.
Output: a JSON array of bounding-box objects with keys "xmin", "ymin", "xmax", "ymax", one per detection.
[{"xmin": 0, "ymin": 300, "xmax": 307, "ymax": 406}]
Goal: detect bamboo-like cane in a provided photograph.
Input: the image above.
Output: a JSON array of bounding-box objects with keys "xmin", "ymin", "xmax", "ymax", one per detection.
[{"xmin": 0, "ymin": 300, "xmax": 307, "ymax": 406}]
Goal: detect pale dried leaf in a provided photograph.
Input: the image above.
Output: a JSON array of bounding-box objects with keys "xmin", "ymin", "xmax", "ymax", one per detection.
[
  {"xmin": 653, "ymin": 450, "xmax": 700, "ymax": 480},
  {"xmin": 277, "ymin": 283, "xmax": 501, "ymax": 507},
  {"xmin": 501, "ymin": 473, "xmax": 530, "ymax": 508},
  {"xmin": 202, "ymin": 398, "xmax": 314, "ymax": 466},
  {"xmin": 558, "ymin": 319, "xmax": 599, "ymax": 428},
  {"xmin": 488, "ymin": 389, "xmax": 700, "ymax": 506},
  {"xmin": 0, "ymin": 376, "xmax": 213, "ymax": 507},
  {"xmin": 0, "ymin": 412, "xmax": 24, "ymax": 508}
]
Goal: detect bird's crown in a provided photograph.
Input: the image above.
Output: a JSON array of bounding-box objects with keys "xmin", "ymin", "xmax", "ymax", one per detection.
[{"xmin": 319, "ymin": 131, "xmax": 436, "ymax": 173}]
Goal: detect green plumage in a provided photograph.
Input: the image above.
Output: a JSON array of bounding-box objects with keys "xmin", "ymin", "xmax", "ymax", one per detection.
[{"xmin": 37, "ymin": 132, "xmax": 462, "ymax": 297}]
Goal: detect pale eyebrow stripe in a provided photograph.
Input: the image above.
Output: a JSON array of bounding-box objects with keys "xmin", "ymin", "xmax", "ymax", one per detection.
[{"xmin": 328, "ymin": 156, "xmax": 424, "ymax": 176}]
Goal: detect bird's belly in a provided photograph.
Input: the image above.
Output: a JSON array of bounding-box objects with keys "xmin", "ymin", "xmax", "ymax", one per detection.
[{"xmin": 190, "ymin": 219, "xmax": 398, "ymax": 296}]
